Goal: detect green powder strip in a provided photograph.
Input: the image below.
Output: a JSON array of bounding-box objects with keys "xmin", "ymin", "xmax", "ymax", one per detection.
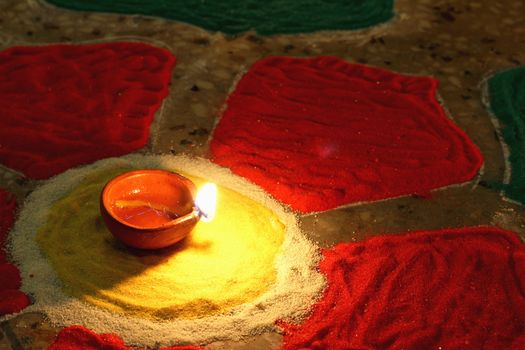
[
  {"xmin": 488, "ymin": 66, "xmax": 525, "ymax": 204},
  {"xmin": 45, "ymin": 0, "xmax": 394, "ymax": 35}
]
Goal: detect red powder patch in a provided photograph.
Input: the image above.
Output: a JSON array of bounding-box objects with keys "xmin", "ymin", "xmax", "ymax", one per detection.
[
  {"xmin": 0, "ymin": 189, "xmax": 16, "ymax": 262},
  {"xmin": 210, "ymin": 56, "xmax": 483, "ymax": 213},
  {"xmin": 48, "ymin": 325, "xmax": 203, "ymax": 350},
  {"xmin": 279, "ymin": 226, "xmax": 525, "ymax": 349},
  {"xmin": 0, "ymin": 263, "xmax": 22, "ymax": 290},
  {"xmin": 0, "ymin": 189, "xmax": 30, "ymax": 316},
  {"xmin": 0, "ymin": 42, "xmax": 176, "ymax": 179},
  {"xmin": 0, "ymin": 290, "xmax": 30, "ymax": 315}
]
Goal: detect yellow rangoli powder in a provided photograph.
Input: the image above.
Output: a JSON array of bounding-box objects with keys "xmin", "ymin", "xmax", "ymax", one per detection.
[{"xmin": 36, "ymin": 166, "xmax": 285, "ymax": 320}]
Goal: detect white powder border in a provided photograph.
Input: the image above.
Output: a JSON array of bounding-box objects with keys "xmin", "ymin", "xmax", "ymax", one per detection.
[{"xmin": 5, "ymin": 154, "xmax": 325, "ymax": 347}]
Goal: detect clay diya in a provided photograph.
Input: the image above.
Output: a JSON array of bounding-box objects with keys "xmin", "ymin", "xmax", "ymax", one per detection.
[{"xmin": 100, "ymin": 169, "xmax": 207, "ymax": 250}]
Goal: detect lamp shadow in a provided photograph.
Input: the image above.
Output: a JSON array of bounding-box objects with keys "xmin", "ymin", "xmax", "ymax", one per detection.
[
  {"xmin": 107, "ymin": 230, "xmax": 213, "ymax": 267},
  {"xmin": 61, "ymin": 214, "xmax": 214, "ymax": 301}
]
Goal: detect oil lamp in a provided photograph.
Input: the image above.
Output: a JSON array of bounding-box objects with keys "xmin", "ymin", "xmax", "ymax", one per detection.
[{"xmin": 100, "ymin": 169, "xmax": 216, "ymax": 249}]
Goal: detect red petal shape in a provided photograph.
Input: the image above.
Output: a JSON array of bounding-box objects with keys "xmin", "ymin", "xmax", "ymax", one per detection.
[
  {"xmin": 210, "ymin": 56, "xmax": 483, "ymax": 213},
  {"xmin": 0, "ymin": 42, "xmax": 176, "ymax": 179},
  {"xmin": 279, "ymin": 226, "xmax": 525, "ymax": 350},
  {"xmin": 0, "ymin": 188, "xmax": 16, "ymax": 253},
  {"xmin": 0, "ymin": 188, "xmax": 30, "ymax": 316},
  {"xmin": 0, "ymin": 289, "xmax": 30, "ymax": 315},
  {"xmin": 0, "ymin": 263, "xmax": 21, "ymax": 291},
  {"xmin": 48, "ymin": 326, "xmax": 127, "ymax": 350},
  {"xmin": 48, "ymin": 325, "xmax": 203, "ymax": 350}
]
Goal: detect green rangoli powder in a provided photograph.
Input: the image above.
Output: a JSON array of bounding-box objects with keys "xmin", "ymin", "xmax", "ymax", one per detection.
[
  {"xmin": 45, "ymin": 0, "xmax": 394, "ymax": 35},
  {"xmin": 488, "ymin": 67, "xmax": 525, "ymax": 204}
]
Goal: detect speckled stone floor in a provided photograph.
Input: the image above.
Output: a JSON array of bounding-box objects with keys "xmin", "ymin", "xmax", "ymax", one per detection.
[{"xmin": 0, "ymin": 0, "xmax": 524, "ymax": 349}]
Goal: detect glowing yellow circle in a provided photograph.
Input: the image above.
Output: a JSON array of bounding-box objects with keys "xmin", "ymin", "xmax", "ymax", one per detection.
[{"xmin": 36, "ymin": 167, "xmax": 285, "ymax": 320}]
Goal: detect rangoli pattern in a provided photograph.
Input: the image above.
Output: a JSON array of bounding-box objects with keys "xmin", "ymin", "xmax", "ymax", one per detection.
[
  {"xmin": 487, "ymin": 66, "xmax": 525, "ymax": 205},
  {"xmin": 0, "ymin": 189, "xmax": 29, "ymax": 316},
  {"xmin": 211, "ymin": 56, "xmax": 483, "ymax": 213},
  {"xmin": 280, "ymin": 226, "xmax": 525, "ymax": 350},
  {"xmin": 45, "ymin": 0, "xmax": 394, "ymax": 35},
  {"xmin": 0, "ymin": 42, "xmax": 175, "ymax": 179},
  {"xmin": 48, "ymin": 325, "xmax": 202, "ymax": 350}
]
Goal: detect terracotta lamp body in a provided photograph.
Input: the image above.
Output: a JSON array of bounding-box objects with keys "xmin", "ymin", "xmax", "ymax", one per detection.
[{"xmin": 100, "ymin": 170, "xmax": 200, "ymax": 249}]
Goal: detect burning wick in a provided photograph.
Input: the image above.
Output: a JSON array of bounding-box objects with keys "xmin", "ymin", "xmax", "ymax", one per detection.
[{"xmin": 195, "ymin": 183, "xmax": 217, "ymax": 222}]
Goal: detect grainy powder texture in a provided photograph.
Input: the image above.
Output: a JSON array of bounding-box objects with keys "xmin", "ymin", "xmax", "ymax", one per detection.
[
  {"xmin": 36, "ymin": 168, "xmax": 287, "ymax": 320},
  {"xmin": 486, "ymin": 67, "xmax": 525, "ymax": 205},
  {"xmin": 210, "ymin": 56, "xmax": 483, "ymax": 213},
  {"xmin": 48, "ymin": 325, "xmax": 202, "ymax": 350},
  {"xmin": 0, "ymin": 43, "xmax": 176, "ymax": 179},
  {"xmin": 43, "ymin": 0, "xmax": 394, "ymax": 35},
  {"xmin": 6, "ymin": 154, "xmax": 324, "ymax": 347},
  {"xmin": 0, "ymin": 189, "xmax": 30, "ymax": 316},
  {"xmin": 280, "ymin": 227, "xmax": 525, "ymax": 350}
]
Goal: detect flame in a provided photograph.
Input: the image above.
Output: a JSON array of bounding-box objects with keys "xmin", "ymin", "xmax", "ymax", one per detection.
[{"xmin": 195, "ymin": 183, "xmax": 217, "ymax": 222}]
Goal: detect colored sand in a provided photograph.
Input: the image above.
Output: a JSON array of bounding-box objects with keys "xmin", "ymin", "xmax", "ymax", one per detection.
[
  {"xmin": 49, "ymin": 325, "xmax": 202, "ymax": 350},
  {"xmin": 45, "ymin": 0, "xmax": 394, "ymax": 35},
  {"xmin": 210, "ymin": 56, "xmax": 483, "ymax": 213},
  {"xmin": 280, "ymin": 226, "xmax": 525, "ymax": 350},
  {"xmin": 0, "ymin": 189, "xmax": 16, "ymax": 262},
  {"xmin": 36, "ymin": 167, "xmax": 285, "ymax": 319},
  {"xmin": 11, "ymin": 155, "xmax": 323, "ymax": 346},
  {"xmin": 488, "ymin": 66, "xmax": 525, "ymax": 205},
  {"xmin": 0, "ymin": 189, "xmax": 30, "ymax": 316},
  {"xmin": 0, "ymin": 42, "xmax": 175, "ymax": 179}
]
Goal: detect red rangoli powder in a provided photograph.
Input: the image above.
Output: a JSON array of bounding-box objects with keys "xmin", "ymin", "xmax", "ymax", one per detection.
[
  {"xmin": 0, "ymin": 189, "xmax": 15, "ymax": 262},
  {"xmin": 48, "ymin": 325, "xmax": 203, "ymax": 350},
  {"xmin": 0, "ymin": 189, "xmax": 29, "ymax": 316},
  {"xmin": 0, "ymin": 42, "xmax": 176, "ymax": 179},
  {"xmin": 210, "ymin": 56, "xmax": 483, "ymax": 213},
  {"xmin": 279, "ymin": 226, "xmax": 525, "ymax": 350}
]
